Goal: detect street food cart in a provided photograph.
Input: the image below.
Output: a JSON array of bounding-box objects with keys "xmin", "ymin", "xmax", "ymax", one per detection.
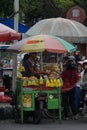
[
  {"xmin": 15, "ymin": 75, "xmax": 62, "ymax": 124},
  {"xmin": 7, "ymin": 34, "xmax": 76, "ymax": 124}
]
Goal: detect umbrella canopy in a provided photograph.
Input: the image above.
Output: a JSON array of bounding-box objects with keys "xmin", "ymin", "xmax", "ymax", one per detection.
[
  {"xmin": 0, "ymin": 18, "xmax": 29, "ymax": 33},
  {"xmin": 0, "ymin": 23, "xmax": 21, "ymax": 42},
  {"xmin": 8, "ymin": 34, "xmax": 76, "ymax": 53},
  {"xmin": 25, "ymin": 17, "xmax": 87, "ymax": 43}
]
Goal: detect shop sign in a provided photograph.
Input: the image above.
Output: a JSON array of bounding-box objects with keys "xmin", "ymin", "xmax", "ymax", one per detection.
[{"xmin": 67, "ymin": 6, "xmax": 86, "ymax": 23}]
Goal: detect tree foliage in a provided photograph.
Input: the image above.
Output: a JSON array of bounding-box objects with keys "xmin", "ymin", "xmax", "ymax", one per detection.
[
  {"xmin": 20, "ymin": 0, "xmax": 75, "ymax": 26},
  {"xmin": 0, "ymin": 0, "xmax": 87, "ymax": 26},
  {"xmin": 0, "ymin": 0, "xmax": 13, "ymax": 17}
]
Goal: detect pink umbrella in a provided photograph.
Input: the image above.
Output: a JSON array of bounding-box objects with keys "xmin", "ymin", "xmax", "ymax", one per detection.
[{"xmin": 0, "ymin": 23, "xmax": 21, "ymax": 42}]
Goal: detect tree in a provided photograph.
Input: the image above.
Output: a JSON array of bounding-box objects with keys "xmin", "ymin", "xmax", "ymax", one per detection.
[
  {"xmin": 0, "ymin": 0, "xmax": 87, "ymax": 27},
  {"xmin": 22, "ymin": 0, "xmax": 75, "ymax": 26},
  {"xmin": 0, "ymin": 0, "xmax": 13, "ymax": 17}
]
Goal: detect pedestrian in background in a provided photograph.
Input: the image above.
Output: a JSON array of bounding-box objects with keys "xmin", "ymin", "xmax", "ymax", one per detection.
[
  {"xmin": 80, "ymin": 60, "xmax": 87, "ymax": 114},
  {"xmin": 75, "ymin": 61, "xmax": 84, "ymax": 113},
  {"xmin": 61, "ymin": 56, "xmax": 80, "ymax": 120}
]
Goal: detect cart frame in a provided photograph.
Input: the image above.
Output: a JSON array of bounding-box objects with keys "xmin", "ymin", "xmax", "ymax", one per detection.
[{"xmin": 15, "ymin": 79, "xmax": 62, "ymax": 123}]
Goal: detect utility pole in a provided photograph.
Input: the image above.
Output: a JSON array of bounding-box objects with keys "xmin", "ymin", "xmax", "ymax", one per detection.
[
  {"xmin": 14, "ymin": 0, "xmax": 19, "ymax": 32},
  {"xmin": 12, "ymin": 0, "xmax": 19, "ymax": 92}
]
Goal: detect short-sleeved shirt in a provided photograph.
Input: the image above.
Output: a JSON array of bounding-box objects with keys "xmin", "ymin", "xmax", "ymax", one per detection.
[{"xmin": 23, "ymin": 59, "xmax": 34, "ymax": 77}]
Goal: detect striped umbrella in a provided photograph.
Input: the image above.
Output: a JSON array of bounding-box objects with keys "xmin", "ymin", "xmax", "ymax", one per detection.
[{"xmin": 8, "ymin": 34, "xmax": 76, "ymax": 53}]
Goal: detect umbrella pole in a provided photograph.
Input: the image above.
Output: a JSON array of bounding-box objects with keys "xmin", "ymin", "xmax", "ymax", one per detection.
[
  {"xmin": 41, "ymin": 52, "xmax": 43, "ymax": 71},
  {"xmin": 13, "ymin": 0, "xmax": 19, "ymax": 93},
  {"xmin": 86, "ymin": 44, "xmax": 87, "ymax": 56},
  {"xmin": 57, "ymin": 54, "xmax": 59, "ymax": 64}
]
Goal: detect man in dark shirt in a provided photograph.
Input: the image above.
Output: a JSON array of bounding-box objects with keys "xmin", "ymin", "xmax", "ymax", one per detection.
[{"xmin": 23, "ymin": 53, "xmax": 48, "ymax": 78}]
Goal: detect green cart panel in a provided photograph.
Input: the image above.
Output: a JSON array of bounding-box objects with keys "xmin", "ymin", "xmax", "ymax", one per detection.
[
  {"xmin": 47, "ymin": 98, "xmax": 59, "ymax": 109},
  {"xmin": 22, "ymin": 92, "xmax": 35, "ymax": 111}
]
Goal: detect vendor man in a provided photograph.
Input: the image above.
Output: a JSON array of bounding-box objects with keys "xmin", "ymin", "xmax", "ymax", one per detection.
[{"xmin": 22, "ymin": 53, "xmax": 49, "ymax": 78}]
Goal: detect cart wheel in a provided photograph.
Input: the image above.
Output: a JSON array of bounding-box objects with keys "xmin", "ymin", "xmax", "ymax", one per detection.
[
  {"xmin": 15, "ymin": 110, "xmax": 28, "ymax": 124},
  {"xmin": 44, "ymin": 109, "xmax": 59, "ymax": 119},
  {"xmin": 14, "ymin": 108, "xmax": 21, "ymax": 123},
  {"xmin": 33, "ymin": 109, "xmax": 42, "ymax": 124}
]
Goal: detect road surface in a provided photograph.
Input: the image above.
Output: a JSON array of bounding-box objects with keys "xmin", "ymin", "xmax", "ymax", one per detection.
[{"xmin": 0, "ymin": 118, "xmax": 87, "ymax": 130}]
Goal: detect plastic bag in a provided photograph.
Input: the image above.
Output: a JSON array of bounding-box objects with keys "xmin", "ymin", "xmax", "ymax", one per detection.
[{"xmin": 0, "ymin": 95, "xmax": 12, "ymax": 103}]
